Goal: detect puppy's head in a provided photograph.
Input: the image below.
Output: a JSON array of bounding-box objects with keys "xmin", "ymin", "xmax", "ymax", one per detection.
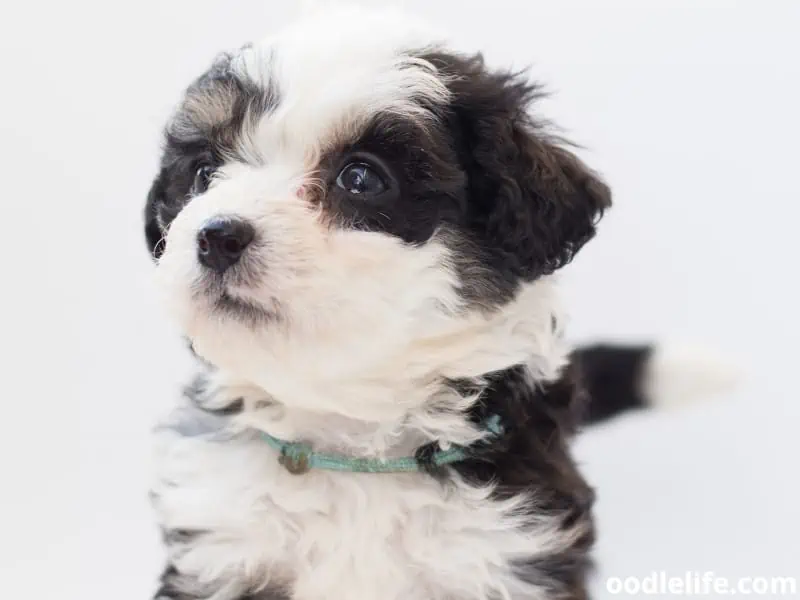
[{"xmin": 145, "ymin": 6, "xmax": 610, "ymax": 419}]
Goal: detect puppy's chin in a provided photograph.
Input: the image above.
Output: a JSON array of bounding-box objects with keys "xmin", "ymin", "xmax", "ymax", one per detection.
[
  {"xmin": 214, "ymin": 289, "xmax": 281, "ymax": 324},
  {"xmin": 155, "ymin": 260, "xmax": 271, "ymax": 343}
]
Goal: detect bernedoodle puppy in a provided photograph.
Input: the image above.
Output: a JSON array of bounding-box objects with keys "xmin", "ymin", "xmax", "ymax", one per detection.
[{"xmin": 143, "ymin": 5, "xmax": 726, "ymax": 599}]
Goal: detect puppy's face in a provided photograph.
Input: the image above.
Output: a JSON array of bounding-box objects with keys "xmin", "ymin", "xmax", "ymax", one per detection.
[{"xmin": 145, "ymin": 7, "xmax": 609, "ymax": 418}]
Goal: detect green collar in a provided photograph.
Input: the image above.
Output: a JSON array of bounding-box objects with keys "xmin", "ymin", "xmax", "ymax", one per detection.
[{"xmin": 261, "ymin": 415, "xmax": 504, "ymax": 475}]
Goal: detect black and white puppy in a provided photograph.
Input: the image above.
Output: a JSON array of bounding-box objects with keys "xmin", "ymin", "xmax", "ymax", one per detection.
[{"xmin": 144, "ymin": 6, "xmax": 723, "ymax": 600}]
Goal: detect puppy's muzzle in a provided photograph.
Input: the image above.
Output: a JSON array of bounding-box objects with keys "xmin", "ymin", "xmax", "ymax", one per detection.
[{"xmin": 196, "ymin": 217, "xmax": 255, "ymax": 274}]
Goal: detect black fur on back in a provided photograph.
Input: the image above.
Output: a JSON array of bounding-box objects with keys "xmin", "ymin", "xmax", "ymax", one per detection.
[
  {"xmin": 435, "ymin": 344, "xmax": 656, "ymax": 597},
  {"xmin": 446, "ymin": 364, "xmax": 596, "ymax": 599}
]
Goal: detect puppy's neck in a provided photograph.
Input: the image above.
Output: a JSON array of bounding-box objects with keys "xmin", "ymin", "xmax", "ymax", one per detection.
[{"xmin": 193, "ymin": 278, "xmax": 569, "ymax": 458}]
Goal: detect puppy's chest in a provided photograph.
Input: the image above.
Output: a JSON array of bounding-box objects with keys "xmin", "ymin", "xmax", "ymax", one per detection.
[{"xmin": 154, "ymin": 429, "xmax": 551, "ymax": 600}]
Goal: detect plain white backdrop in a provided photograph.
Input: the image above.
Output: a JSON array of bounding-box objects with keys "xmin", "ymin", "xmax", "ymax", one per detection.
[{"xmin": 0, "ymin": 1, "xmax": 798, "ymax": 598}]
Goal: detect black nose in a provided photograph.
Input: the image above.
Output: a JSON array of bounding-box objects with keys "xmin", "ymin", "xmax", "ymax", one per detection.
[{"xmin": 196, "ymin": 218, "xmax": 255, "ymax": 273}]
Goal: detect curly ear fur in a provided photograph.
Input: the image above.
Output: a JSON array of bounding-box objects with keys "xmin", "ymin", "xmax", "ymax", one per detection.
[{"xmin": 428, "ymin": 52, "xmax": 611, "ymax": 280}]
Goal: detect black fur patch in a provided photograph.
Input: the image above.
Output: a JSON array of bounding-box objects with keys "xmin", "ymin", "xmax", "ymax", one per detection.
[
  {"xmin": 418, "ymin": 51, "xmax": 611, "ymax": 306},
  {"xmin": 316, "ymin": 113, "xmax": 466, "ymax": 246},
  {"xmin": 450, "ymin": 364, "xmax": 596, "ymax": 599},
  {"xmin": 145, "ymin": 53, "xmax": 279, "ymax": 258},
  {"xmin": 572, "ymin": 343, "xmax": 654, "ymax": 424}
]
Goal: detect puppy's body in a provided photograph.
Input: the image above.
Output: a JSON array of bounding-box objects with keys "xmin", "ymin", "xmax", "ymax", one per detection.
[
  {"xmin": 143, "ymin": 6, "xmax": 697, "ymax": 600},
  {"xmin": 153, "ymin": 279, "xmax": 593, "ymax": 600},
  {"xmin": 154, "ymin": 373, "xmax": 584, "ymax": 600}
]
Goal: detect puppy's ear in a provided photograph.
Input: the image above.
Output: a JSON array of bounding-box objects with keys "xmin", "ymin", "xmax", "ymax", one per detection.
[
  {"xmin": 144, "ymin": 169, "xmax": 167, "ymax": 259},
  {"xmin": 437, "ymin": 53, "xmax": 611, "ymax": 280}
]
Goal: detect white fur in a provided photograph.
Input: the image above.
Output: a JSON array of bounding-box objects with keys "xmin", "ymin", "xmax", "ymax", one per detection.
[
  {"xmin": 642, "ymin": 343, "xmax": 739, "ymax": 410},
  {"xmin": 230, "ymin": 5, "xmax": 450, "ymax": 165}
]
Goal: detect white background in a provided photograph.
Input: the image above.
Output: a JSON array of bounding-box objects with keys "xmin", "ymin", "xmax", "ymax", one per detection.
[{"xmin": 0, "ymin": 1, "xmax": 798, "ymax": 598}]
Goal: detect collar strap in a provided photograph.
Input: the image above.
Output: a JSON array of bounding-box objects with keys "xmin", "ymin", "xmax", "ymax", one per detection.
[{"xmin": 261, "ymin": 415, "xmax": 504, "ymax": 475}]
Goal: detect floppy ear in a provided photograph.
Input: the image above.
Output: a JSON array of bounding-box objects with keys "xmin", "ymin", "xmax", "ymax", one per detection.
[
  {"xmin": 472, "ymin": 125, "xmax": 611, "ymax": 279},
  {"xmin": 144, "ymin": 169, "xmax": 167, "ymax": 259},
  {"xmin": 437, "ymin": 53, "xmax": 611, "ymax": 280}
]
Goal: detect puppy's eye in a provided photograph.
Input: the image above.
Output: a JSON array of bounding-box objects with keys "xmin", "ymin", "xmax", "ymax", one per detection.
[
  {"xmin": 336, "ymin": 162, "xmax": 386, "ymax": 196},
  {"xmin": 192, "ymin": 165, "xmax": 215, "ymax": 195}
]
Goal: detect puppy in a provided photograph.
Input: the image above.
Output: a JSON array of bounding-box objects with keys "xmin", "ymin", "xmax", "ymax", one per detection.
[{"xmin": 144, "ymin": 6, "xmax": 717, "ymax": 600}]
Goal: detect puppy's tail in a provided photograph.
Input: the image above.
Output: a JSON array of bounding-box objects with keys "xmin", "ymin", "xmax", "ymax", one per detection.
[{"xmin": 572, "ymin": 343, "xmax": 738, "ymax": 425}]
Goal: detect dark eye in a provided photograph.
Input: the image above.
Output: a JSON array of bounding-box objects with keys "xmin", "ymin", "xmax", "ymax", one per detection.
[
  {"xmin": 192, "ymin": 165, "xmax": 215, "ymax": 195},
  {"xmin": 336, "ymin": 162, "xmax": 387, "ymax": 196}
]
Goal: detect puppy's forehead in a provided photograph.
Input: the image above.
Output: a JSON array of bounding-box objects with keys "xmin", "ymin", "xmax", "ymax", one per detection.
[{"xmin": 175, "ymin": 7, "xmax": 452, "ymax": 163}]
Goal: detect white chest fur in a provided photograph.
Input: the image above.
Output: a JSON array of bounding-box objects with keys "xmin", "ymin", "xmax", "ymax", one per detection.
[{"xmin": 152, "ymin": 413, "xmax": 570, "ymax": 600}]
